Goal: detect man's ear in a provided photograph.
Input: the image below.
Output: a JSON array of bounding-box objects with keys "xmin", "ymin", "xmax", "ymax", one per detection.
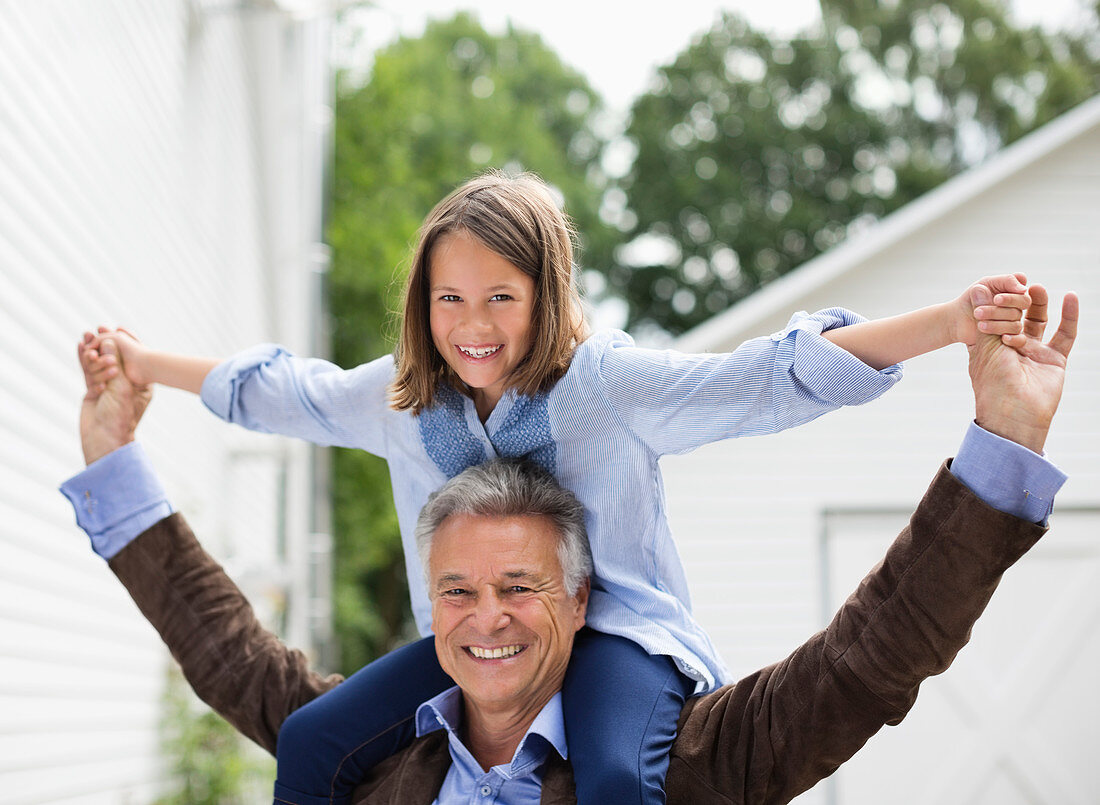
[{"xmin": 572, "ymin": 578, "xmax": 590, "ymax": 631}]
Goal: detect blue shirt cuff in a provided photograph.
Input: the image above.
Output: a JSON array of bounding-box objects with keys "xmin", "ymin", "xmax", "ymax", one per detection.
[
  {"xmin": 59, "ymin": 442, "xmax": 175, "ymax": 560},
  {"xmin": 950, "ymin": 421, "xmax": 1067, "ymax": 524}
]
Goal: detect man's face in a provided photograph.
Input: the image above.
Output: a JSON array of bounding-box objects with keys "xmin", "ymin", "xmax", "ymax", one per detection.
[{"xmin": 429, "ymin": 512, "xmax": 588, "ymax": 722}]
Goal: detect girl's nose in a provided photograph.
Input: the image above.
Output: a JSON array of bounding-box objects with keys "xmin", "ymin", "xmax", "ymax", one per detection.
[{"xmin": 461, "ymin": 303, "xmax": 493, "ymax": 331}]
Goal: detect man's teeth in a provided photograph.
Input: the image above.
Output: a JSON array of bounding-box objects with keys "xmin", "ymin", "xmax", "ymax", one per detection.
[
  {"xmin": 458, "ymin": 345, "xmax": 502, "ymax": 359},
  {"xmin": 469, "ymin": 645, "xmax": 523, "ymax": 659}
]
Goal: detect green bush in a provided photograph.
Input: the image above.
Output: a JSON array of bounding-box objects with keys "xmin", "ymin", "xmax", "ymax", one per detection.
[{"xmin": 154, "ymin": 666, "xmax": 275, "ymax": 804}]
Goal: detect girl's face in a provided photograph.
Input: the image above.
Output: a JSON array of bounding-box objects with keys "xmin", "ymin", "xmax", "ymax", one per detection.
[{"xmin": 429, "ymin": 231, "xmax": 536, "ymax": 421}]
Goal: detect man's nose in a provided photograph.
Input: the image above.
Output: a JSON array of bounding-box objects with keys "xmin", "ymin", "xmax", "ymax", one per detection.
[{"xmin": 471, "ymin": 590, "xmax": 509, "ymax": 631}]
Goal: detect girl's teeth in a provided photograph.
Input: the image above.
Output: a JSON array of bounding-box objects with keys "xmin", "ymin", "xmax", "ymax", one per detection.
[{"xmin": 460, "ymin": 345, "xmax": 501, "ymax": 358}]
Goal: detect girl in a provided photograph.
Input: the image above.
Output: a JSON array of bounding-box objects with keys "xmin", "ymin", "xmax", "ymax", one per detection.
[{"xmin": 84, "ymin": 170, "xmax": 1029, "ymax": 804}]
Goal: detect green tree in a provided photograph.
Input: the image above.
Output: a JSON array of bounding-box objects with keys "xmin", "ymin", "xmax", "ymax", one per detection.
[
  {"xmin": 615, "ymin": 1, "xmax": 1100, "ymax": 336},
  {"xmin": 327, "ymin": 12, "xmax": 616, "ymax": 673}
]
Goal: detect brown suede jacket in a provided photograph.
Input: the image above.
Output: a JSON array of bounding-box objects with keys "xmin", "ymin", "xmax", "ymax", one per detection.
[{"xmin": 107, "ymin": 463, "xmax": 1044, "ymax": 804}]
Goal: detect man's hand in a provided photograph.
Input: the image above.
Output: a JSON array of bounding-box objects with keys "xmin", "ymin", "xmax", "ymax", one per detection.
[
  {"xmin": 955, "ymin": 272, "xmax": 1031, "ymax": 346},
  {"xmin": 81, "ymin": 326, "xmax": 153, "ymax": 390},
  {"xmin": 968, "ymin": 284, "xmax": 1078, "ymax": 454},
  {"xmin": 79, "ymin": 335, "xmax": 152, "ymax": 465}
]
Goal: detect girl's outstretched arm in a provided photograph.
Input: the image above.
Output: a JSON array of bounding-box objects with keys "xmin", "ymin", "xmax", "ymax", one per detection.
[
  {"xmin": 822, "ymin": 273, "xmax": 1031, "ymax": 370},
  {"xmin": 80, "ymin": 327, "xmax": 218, "ymax": 395}
]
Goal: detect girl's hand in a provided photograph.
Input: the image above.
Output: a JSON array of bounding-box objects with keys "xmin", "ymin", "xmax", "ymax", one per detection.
[
  {"xmin": 79, "ymin": 327, "xmax": 152, "ymax": 390},
  {"xmin": 953, "ymin": 273, "xmax": 1031, "ymax": 346}
]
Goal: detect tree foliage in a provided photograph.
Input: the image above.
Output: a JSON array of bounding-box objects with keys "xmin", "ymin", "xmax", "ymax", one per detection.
[
  {"xmin": 327, "ymin": 12, "xmax": 614, "ymax": 672},
  {"xmin": 615, "ymin": 0, "xmax": 1100, "ymax": 336},
  {"xmin": 326, "ymin": 2, "xmax": 1100, "ymax": 670}
]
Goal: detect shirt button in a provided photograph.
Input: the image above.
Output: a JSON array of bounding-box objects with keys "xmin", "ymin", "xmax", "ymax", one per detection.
[{"xmin": 480, "ymin": 784, "xmax": 493, "ymax": 796}]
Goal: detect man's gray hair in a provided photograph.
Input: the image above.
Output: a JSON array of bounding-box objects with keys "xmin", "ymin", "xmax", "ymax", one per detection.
[{"xmin": 415, "ymin": 458, "xmax": 593, "ymax": 596}]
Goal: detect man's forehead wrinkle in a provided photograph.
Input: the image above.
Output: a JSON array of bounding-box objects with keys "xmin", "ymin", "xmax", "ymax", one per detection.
[
  {"xmin": 433, "ymin": 568, "xmax": 546, "ymax": 585},
  {"xmin": 504, "ymin": 569, "xmax": 540, "ymax": 580}
]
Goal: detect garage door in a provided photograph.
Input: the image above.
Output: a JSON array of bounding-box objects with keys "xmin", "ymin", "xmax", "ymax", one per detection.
[{"xmin": 809, "ymin": 506, "xmax": 1100, "ymax": 805}]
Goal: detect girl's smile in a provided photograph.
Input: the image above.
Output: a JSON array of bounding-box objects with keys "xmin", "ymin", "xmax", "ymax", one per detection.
[
  {"xmin": 457, "ymin": 345, "xmax": 504, "ymax": 359},
  {"xmin": 429, "ymin": 231, "xmax": 536, "ymax": 422}
]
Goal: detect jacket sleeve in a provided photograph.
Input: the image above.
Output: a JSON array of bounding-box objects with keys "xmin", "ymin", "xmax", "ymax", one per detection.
[
  {"xmin": 596, "ymin": 311, "xmax": 902, "ymax": 457},
  {"xmin": 107, "ymin": 513, "xmax": 342, "ymax": 755},
  {"xmin": 665, "ymin": 462, "xmax": 1046, "ymax": 803},
  {"xmin": 199, "ymin": 345, "xmax": 395, "ymax": 455}
]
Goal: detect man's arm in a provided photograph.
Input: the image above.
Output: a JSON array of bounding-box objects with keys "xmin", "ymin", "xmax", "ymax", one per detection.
[
  {"xmin": 106, "ymin": 499, "xmax": 342, "ymax": 754},
  {"xmin": 63, "ymin": 338, "xmax": 341, "ymax": 754},
  {"xmin": 666, "ymin": 286, "xmax": 1077, "ymax": 803},
  {"xmin": 669, "ymin": 462, "xmax": 1048, "ymax": 803}
]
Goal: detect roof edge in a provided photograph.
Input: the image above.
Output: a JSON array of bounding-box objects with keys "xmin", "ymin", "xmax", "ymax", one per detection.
[{"xmin": 675, "ymin": 94, "xmax": 1100, "ymax": 353}]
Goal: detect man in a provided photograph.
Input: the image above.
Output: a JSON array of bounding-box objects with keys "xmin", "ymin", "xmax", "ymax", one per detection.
[{"xmin": 63, "ymin": 284, "xmax": 1077, "ymax": 803}]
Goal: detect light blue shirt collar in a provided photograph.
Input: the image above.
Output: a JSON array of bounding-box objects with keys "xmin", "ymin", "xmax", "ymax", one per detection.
[
  {"xmin": 415, "ymin": 687, "xmax": 567, "ymax": 804},
  {"xmin": 416, "ymin": 686, "xmax": 568, "ymax": 764}
]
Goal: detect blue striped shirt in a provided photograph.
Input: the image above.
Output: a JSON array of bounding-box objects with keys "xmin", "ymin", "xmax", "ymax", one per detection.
[{"xmin": 199, "ymin": 309, "xmax": 902, "ymax": 690}]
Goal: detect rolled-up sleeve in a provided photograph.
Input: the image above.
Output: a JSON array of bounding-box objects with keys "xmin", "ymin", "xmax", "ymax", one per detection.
[
  {"xmin": 199, "ymin": 343, "xmax": 288, "ymax": 423},
  {"xmin": 200, "ymin": 345, "xmax": 394, "ymax": 454},
  {"xmin": 780, "ymin": 308, "xmax": 903, "ymax": 406}
]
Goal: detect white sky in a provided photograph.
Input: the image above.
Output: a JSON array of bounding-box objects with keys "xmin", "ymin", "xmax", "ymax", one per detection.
[{"xmin": 341, "ymin": 0, "xmax": 1092, "ymax": 114}]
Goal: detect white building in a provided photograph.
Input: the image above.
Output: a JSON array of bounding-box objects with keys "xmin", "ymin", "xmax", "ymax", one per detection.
[
  {"xmin": 0, "ymin": 2, "xmax": 332, "ymax": 801},
  {"xmin": 666, "ymin": 95, "xmax": 1100, "ymax": 805}
]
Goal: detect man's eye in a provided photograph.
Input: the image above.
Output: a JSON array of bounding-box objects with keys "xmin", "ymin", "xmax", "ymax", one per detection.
[
  {"xmin": 443, "ymin": 588, "xmax": 470, "ymax": 597},
  {"xmin": 507, "ymin": 586, "xmax": 532, "ymax": 594}
]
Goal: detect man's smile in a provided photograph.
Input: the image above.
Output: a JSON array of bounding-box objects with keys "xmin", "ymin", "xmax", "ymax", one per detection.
[{"xmin": 466, "ymin": 644, "xmax": 527, "ymax": 660}]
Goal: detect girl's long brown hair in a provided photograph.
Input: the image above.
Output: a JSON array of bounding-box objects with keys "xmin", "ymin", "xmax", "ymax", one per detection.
[{"xmin": 390, "ymin": 170, "xmax": 589, "ymax": 414}]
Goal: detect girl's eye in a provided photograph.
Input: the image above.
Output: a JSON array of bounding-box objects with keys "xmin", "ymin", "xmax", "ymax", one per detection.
[
  {"xmin": 490, "ymin": 294, "xmax": 514, "ymax": 302},
  {"xmin": 438, "ymin": 294, "xmax": 461, "ymax": 302}
]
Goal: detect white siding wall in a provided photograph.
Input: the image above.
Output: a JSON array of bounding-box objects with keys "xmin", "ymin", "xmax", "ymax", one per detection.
[
  {"xmin": 663, "ymin": 115, "xmax": 1100, "ymax": 803},
  {"xmin": 0, "ymin": 2, "xmax": 329, "ymax": 802}
]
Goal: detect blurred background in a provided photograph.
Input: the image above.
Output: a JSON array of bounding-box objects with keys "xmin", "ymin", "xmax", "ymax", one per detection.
[{"xmin": 1, "ymin": 1, "xmax": 1097, "ymax": 802}]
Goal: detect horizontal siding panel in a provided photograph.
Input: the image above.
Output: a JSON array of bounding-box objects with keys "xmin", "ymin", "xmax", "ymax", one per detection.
[
  {"xmin": 0, "ymin": 621, "xmax": 159, "ymax": 674},
  {"xmin": 0, "ymin": 755, "xmax": 162, "ymax": 805},
  {"xmin": 0, "ymin": 1, "xmax": 325, "ymax": 797},
  {"xmin": 0, "ymin": 704, "xmax": 160, "ymax": 735}
]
